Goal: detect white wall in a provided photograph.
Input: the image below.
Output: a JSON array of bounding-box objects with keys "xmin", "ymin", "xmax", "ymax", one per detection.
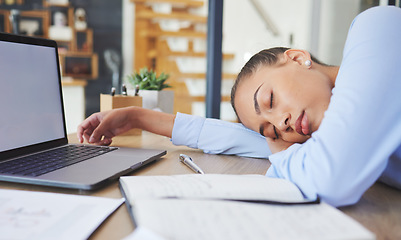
[
  {"xmin": 222, "ymin": 0, "xmax": 313, "ymax": 73},
  {"xmin": 318, "ymin": 0, "xmax": 360, "ymax": 65},
  {"xmin": 213, "ymin": 0, "xmax": 314, "ymax": 120},
  {"xmin": 122, "ymin": 0, "xmax": 134, "ymax": 79}
]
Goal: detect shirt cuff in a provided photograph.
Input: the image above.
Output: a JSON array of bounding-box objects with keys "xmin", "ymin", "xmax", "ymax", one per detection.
[{"xmin": 171, "ymin": 112, "xmax": 205, "ymax": 149}]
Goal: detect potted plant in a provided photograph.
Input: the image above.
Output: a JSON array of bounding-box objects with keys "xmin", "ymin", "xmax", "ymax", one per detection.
[{"xmin": 125, "ymin": 68, "xmax": 174, "ymax": 113}]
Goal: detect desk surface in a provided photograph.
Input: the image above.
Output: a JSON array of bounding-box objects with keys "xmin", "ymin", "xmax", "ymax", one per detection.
[{"xmin": 1, "ymin": 131, "xmax": 401, "ymax": 240}]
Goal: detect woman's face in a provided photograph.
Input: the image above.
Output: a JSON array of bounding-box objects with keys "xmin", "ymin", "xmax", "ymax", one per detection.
[{"xmin": 234, "ymin": 57, "xmax": 333, "ymax": 143}]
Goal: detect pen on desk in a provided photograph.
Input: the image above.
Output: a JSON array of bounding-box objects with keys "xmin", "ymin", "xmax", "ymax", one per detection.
[{"xmin": 179, "ymin": 154, "xmax": 204, "ymax": 174}]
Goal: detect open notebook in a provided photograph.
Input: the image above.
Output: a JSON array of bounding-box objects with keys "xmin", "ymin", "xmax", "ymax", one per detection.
[{"xmin": 120, "ymin": 174, "xmax": 375, "ymax": 240}]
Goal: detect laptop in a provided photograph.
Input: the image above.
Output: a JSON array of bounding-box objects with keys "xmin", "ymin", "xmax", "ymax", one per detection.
[{"xmin": 0, "ymin": 33, "xmax": 166, "ymax": 190}]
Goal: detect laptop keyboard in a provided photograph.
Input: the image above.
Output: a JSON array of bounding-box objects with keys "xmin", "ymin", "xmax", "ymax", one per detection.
[{"xmin": 0, "ymin": 145, "xmax": 117, "ymax": 177}]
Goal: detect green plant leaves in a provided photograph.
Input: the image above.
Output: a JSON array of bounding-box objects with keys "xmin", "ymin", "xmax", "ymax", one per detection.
[{"xmin": 126, "ymin": 68, "xmax": 171, "ymax": 91}]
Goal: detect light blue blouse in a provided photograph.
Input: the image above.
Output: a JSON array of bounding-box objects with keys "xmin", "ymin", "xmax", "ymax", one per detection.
[{"xmin": 171, "ymin": 6, "xmax": 401, "ymax": 207}]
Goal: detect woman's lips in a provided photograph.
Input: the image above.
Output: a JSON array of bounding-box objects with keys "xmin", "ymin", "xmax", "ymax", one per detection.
[{"xmin": 295, "ymin": 111, "xmax": 311, "ymax": 135}]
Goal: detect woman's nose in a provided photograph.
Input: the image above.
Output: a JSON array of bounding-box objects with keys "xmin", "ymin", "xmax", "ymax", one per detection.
[{"xmin": 277, "ymin": 112, "xmax": 291, "ymax": 131}]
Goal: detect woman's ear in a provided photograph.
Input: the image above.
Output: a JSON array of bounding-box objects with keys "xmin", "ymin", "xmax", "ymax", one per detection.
[{"xmin": 284, "ymin": 49, "xmax": 312, "ymax": 68}]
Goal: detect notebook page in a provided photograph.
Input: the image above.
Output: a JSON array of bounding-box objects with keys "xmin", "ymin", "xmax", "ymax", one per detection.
[
  {"xmin": 120, "ymin": 174, "xmax": 305, "ymax": 203},
  {"xmin": 122, "ymin": 226, "xmax": 167, "ymax": 240},
  {"xmin": 133, "ymin": 199, "xmax": 374, "ymax": 240}
]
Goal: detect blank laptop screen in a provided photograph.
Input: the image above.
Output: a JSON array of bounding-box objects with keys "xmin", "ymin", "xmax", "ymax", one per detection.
[{"xmin": 0, "ymin": 40, "xmax": 65, "ymax": 152}]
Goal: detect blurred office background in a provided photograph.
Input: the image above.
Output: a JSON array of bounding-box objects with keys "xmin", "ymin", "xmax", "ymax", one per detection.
[{"xmin": 1, "ymin": 0, "xmax": 396, "ymax": 133}]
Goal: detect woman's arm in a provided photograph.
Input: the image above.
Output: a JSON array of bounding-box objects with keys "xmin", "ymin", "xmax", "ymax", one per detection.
[
  {"xmin": 172, "ymin": 112, "xmax": 272, "ymax": 158},
  {"xmin": 268, "ymin": 6, "xmax": 401, "ymax": 207},
  {"xmin": 77, "ymin": 107, "xmax": 272, "ymax": 158},
  {"xmin": 77, "ymin": 106, "xmax": 174, "ymax": 145}
]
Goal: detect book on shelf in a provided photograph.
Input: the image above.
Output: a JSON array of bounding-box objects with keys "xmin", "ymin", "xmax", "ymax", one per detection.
[{"xmin": 120, "ymin": 174, "xmax": 375, "ymax": 240}]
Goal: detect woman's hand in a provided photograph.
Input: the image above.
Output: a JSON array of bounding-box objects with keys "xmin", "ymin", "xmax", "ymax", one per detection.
[
  {"xmin": 77, "ymin": 106, "xmax": 175, "ymax": 146},
  {"xmin": 77, "ymin": 107, "xmax": 135, "ymax": 145}
]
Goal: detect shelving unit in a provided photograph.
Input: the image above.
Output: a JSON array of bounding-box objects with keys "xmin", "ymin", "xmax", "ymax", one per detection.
[
  {"xmin": 0, "ymin": 2, "xmax": 98, "ymax": 81},
  {"xmin": 131, "ymin": 0, "xmax": 236, "ymax": 115}
]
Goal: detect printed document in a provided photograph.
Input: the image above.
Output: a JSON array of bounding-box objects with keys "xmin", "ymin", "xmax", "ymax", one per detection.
[{"xmin": 0, "ymin": 189, "xmax": 123, "ymax": 240}]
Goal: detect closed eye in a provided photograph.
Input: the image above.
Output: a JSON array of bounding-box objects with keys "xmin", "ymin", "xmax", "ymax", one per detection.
[
  {"xmin": 273, "ymin": 126, "xmax": 278, "ymax": 139},
  {"xmin": 259, "ymin": 124, "xmax": 279, "ymax": 139},
  {"xmin": 270, "ymin": 92, "xmax": 274, "ymax": 108}
]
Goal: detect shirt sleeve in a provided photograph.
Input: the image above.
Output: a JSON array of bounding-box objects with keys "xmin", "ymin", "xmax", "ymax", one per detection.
[
  {"xmin": 171, "ymin": 112, "xmax": 271, "ymax": 158},
  {"xmin": 268, "ymin": 6, "xmax": 401, "ymax": 207}
]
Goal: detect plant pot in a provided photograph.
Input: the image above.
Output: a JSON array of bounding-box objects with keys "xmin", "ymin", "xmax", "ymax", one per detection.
[{"xmin": 128, "ymin": 89, "xmax": 174, "ymax": 113}]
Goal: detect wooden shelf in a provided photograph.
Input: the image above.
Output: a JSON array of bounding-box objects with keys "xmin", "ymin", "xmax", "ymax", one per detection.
[
  {"xmin": 144, "ymin": 29, "xmax": 206, "ymax": 38},
  {"xmin": 155, "ymin": 50, "xmax": 235, "ymax": 60},
  {"xmin": 131, "ymin": 0, "xmax": 204, "ymax": 8},
  {"xmin": 61, "ymin": 79, "xmax": 88, "ymax": 87},
  {"xmin": 132, "ymin": 0, "xmax": 237, "ymax": 114},
  {"xmin": 136, "ymin": 10, "xmax": 207, "ymax": 23}
]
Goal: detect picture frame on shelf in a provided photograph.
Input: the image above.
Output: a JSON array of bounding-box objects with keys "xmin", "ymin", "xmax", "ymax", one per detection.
[
  {"xmin": 74, "ymin": 8, "xmax": 87, "ymax": 30},
  {"xmin": 49, "ymin": 6, "xmax": 73, "ymax": 27},
  {"xmin": 0, "ymin": 10, "xmax": 10, "ymax": 33},
  {"xmin": 59, "ymin": 53, "xmax": 98, "ymax": 79},
  {"xmin": 48, "ymin": 6, "xmax": 73, "ymax": 41},
  {"xmin": 74, "ymin": 29, "xmax": 93, "ymax": 52},
  {"xmin": 17, "ymin": 10, "xmax": 49, "ymax": 38}
]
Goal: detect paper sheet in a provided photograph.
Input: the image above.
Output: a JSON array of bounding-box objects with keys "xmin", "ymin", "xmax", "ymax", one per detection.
[
  {"xmin": 133, "ymin": 199, "xmax": 375, "ymax": 240},
  {"xmin": 0, "ymin": 189, "xmax": 124, "ymax": 240},
  {"xmin": 122, "ymin": 226, "xmax": 167, "ymax": 240},
  {"xmin": 120, "ymin": 174, "xmax": 305, "ymax": 203}
]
